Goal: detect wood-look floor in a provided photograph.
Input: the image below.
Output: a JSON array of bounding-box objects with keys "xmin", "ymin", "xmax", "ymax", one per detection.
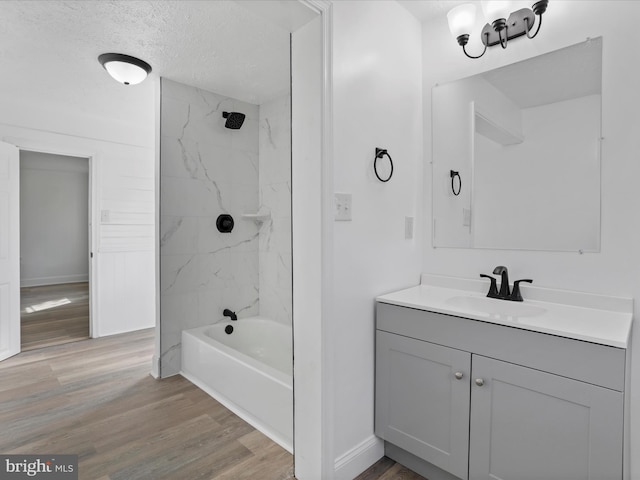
[
  {"xmin": 21, "ymin": 282, "xmax": 90, "ymax": 351},
  {"xmin": 3, "ymin": 323, "xmax": 422, "ymax": 480},
  {"xmin": 355, "ymin": 456, "xmax": 427, "ymax": 480},
  {"xmin": 0, "ymin": 328, "xmax": 294, "ymax": 479}
]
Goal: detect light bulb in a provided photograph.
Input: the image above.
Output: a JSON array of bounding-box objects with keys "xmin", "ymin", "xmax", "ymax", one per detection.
[
  {"xmin": 481, "ymin": 0, "xmax": 512, "ymax": 20},
  {"xmin": 447, "ymin": 4, "xmax": 477, "ymax": 39},
  {"xmin": 104, "ymin": 61, "xmax": 148, "ymax": 85}
]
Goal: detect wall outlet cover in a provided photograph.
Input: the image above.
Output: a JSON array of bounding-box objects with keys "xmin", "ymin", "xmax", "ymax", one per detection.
[
  {"xmin": 463, "ymin": 208, "xmax": 471, "ymax": 227},
  {"xmin": 335, "ymin": 193, "xmax": 352, "ymax": 221},
  {"xmin": 405, "ymin": 216, "xmax": 414, "ymax": 239}
]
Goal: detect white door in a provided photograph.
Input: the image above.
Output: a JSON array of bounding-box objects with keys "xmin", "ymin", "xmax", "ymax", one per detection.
[{"xmin": 0, "ymin": 141, "xmax": 20, "ymax": 361}]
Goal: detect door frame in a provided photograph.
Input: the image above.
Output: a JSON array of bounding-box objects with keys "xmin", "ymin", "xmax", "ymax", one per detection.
[
  {"xmin": 0, "ymin": 141, "xmax": 20, "ymax": 361},
  {"xmin": 291, "ymin": 0, "xmax": 335, "ymax": 477},
  {"xmin": 5, "ymin": 136, "xmax": 99, "ymax": 339}
]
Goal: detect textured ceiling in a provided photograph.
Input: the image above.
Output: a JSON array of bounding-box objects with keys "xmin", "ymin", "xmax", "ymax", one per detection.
[{"xmin": 0, "ymin": 1, "xmax": 309, "ymax": 130}]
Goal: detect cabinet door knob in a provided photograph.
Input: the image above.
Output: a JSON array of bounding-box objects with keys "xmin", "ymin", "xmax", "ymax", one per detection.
[
  {"xmin": 454, "ymin": 372, "xmax": 464, "ymax": 380},
  {"xmin": 475, "ymin": 378, "xmax": 485, "ymax": 387}
]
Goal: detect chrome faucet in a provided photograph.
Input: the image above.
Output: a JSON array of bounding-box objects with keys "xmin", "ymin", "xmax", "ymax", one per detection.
[{"xmin": 480, "ymin": 266, "xmax": 533, "ymax": 302}]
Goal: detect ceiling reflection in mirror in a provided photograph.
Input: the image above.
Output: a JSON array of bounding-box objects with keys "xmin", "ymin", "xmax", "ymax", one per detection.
[{"xmin": 432, "ymin": 37, "xmax": 602, "ymax": 252}]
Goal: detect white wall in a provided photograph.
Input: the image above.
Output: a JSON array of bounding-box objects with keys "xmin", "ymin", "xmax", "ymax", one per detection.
[
  {"xmin": 330, "ymin": 1, "xmax": 423, "ymax": 477},
  {"xmin": 0, "ymin": 81, "xmax": 155, "ymax": 338},
  {"xmin": 432, "ymin": 75, "xmax": 523, "ymax": 248},
  {"xmin": 474, "ymin": 95, "xmax": 600, "ymax": 251},
  {"xmin": 421, "ymin": 1, "xmax": 640, "ymax": 477},
  {"xmin": 20, "ymin": 151, "xmax": 88, "ymax": 287}
]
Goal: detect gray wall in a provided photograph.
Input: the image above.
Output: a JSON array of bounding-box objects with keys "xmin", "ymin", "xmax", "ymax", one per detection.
[{"xmin": 20, "ymin": 151, "xmax": 88, "ymax": 287}]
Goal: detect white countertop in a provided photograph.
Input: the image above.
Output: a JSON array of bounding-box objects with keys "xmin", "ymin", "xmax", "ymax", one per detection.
[{"xmin": 376, "ymin": 275, "xmax": 633, "ymax": 348}]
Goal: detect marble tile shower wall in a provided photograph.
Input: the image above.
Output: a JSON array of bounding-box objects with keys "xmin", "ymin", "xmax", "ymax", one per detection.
[
  {"xmin": 160, "ymin": 78, "xmax": 260, "ymax": 376},
  {"xmin": 258, "ymin": 95, "xmax": 292, "ymax": 326}
]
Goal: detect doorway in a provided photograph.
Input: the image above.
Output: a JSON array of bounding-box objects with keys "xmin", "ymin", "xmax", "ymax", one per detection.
[{"xmin": 19, "ymin": 151, "xmax": 91, "ymax": 351}]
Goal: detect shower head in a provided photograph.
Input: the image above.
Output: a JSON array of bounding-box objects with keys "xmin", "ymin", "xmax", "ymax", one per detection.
[{"xmin": 222, "ymin": 111, "xmax": 246, "ymax": 130}]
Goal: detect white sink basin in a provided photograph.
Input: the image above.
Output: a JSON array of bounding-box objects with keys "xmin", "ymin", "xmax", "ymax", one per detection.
[
  {"xmin": 445, "ymin": 295, "xmax": 547, "ymax": 318},
  {"xmin": 376, "ymin": 278, "xmax": 633, "ymax": 348}
]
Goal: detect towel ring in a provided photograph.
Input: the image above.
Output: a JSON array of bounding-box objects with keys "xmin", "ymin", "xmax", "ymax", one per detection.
[
  {"xmin": 450, "ymin": 170, "xmax": 461, "ymax": 196},
  {"xmin": 374, "ymin": 148, "xmax": 393, "ymax": 183}
]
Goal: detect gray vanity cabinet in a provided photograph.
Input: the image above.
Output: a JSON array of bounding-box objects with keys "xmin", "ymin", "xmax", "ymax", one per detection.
[
  {"xmin": 375, "ymin": 331, "xmax": 471, "ymax": 479},
  {"xmin": 375, "ymin": 302, "xmax": 626, "ymax": 480},
  {"xmin": 469, "ymin": 355, "xmax": 623, "ymax": 480}
]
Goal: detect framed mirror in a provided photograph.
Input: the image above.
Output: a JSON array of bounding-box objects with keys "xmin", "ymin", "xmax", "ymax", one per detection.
[{"xmin": 432, "ymin": 37, "xmax": 602, "ymax": 252}]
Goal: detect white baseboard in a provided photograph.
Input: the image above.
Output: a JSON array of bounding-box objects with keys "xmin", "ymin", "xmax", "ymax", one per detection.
[
  {"xmin": 21, "ymin": 274, "xmax": 89, "ymax": 287},
  {"xmin": 334, "ymin": 435, "xmax": 384, "ymax": 480}
]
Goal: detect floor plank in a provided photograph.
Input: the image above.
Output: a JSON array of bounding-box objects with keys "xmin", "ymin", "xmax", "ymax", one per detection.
[
  {"xmin": 355, "ymin": 456, "xmax": 428, "ymax": 480},
  {"xmin": 0, "ymin": 329, "xmax": 293, "ymax": 479},
  {"xmin": 2, "ymin": 326, "xmax": 421, "ymax": 479},
  {"xmin": 21, "ymin": 282, "xmax": 90, "ymax": 351}
]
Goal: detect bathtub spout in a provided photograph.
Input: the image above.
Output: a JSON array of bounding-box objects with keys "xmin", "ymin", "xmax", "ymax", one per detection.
[{"xmin": 223, "ymin": 309, "xmax": 237, "ymax": 321}]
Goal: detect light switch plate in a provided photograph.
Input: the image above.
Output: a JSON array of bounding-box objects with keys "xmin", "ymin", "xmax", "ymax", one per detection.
[{"xmin": 335, "ymin": 193, "xmax": 352, "ymax": 221}]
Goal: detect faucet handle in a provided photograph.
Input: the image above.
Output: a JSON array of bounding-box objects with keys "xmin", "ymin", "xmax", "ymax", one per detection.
[
  {"xmin": 480, "ymin": 274, "xmax": 500, "ymax": 299},
  {"xmin": 510, "ymin": 279, "xmax": 533, "ymax": 302}
]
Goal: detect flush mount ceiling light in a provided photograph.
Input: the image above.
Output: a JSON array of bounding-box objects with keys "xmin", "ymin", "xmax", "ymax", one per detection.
[
  {"xmin": 98, "ymin": 53, "xmax": 152, "ymax": 85},
  {"xmin": 447, "ymin": 0, "xmax": 549, "ymax": 59}
]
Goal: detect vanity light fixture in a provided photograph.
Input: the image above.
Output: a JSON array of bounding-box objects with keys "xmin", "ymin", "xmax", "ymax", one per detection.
[
  {"xmin": 447, "ymin": 0, "xmax": 549, "ymax": 59},
  {"xmin": 98, "ymin": 53, "xmax": 152, "ymax": 85}
]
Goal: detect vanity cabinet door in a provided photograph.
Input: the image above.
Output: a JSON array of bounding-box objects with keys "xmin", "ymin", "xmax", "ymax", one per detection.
[
  {"xmin": 375, "ymin": 331, "xmax": 471, "ymax": 480},
  {"xmin": 469, "ymin": 355, "xmax": 623, "ymax": 480}
]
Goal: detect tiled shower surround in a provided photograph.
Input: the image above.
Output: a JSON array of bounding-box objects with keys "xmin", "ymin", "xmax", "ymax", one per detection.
[
  {"xmin": 159, "ymin": 78, "xmax": 291, "ymax": 376},
  {"xmin": 259, "ymin": 95, "xmax": 292, "ymax": 326}
]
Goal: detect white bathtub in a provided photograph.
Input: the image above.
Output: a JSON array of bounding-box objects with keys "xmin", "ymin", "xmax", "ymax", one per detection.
[{"xmin": 181, "ymin": 317, "xmax": 293, "ymax": 452}]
